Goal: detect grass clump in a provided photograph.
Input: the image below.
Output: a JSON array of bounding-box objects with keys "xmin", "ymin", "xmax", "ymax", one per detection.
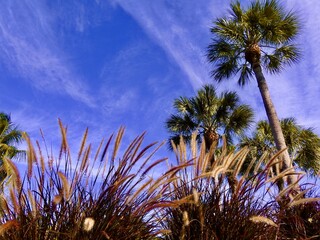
[
  {"xmin": 0, "ymin": 120, "xmax": 170, "ymax": 240},
  {"xmin": 0, "ymin": 123, "xmax": 319, "ymax": 239},
  {"xmin": 159, "ymin": 135, "xmax": 320, "ymax": 240}
]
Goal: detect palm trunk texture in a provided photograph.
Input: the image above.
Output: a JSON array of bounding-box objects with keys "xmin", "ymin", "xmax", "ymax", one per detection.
[{"xmin": 252, "ymin": 63, "xmax": 297, "ymax": 187}]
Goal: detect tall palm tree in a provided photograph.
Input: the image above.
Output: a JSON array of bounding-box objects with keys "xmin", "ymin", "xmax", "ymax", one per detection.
[
  {"xmin": 0, "ymin": 112, "xmax": 25, "ymax": 181},
  {"xmin": 166, "ymin": 84, "xmax": 254, "ymax": 151},
  {"xmin": 241, "ymin": 118, "xmax": 320, "ymax": 176},
  {"xmin": 207, "ymin": 0, "xmax": 300, "ymax": 184}
]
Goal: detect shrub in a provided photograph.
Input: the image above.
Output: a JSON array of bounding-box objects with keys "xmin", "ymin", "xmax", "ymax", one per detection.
[
  {"xmin": 159, "ymin": 135, "xmax": 320, "ymax": 240},
  {"xmin": 0, "ymin": 123, "xmax": 319, "ymax": 240},
  {"xmin": 0, "ymin": 120, "xmax": 170, "ymax": 240},
  {"xmin": 275, "ymin": 188, "xmax": 320, "ymax": 239}
]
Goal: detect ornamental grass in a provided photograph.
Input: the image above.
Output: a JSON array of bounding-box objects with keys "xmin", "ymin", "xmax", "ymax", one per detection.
[
  {"xmin": 0, "ymin": 120, "xmax": 173, "ymax": 240},
  {"xmin": 159, "ymin": 134, "xmax": 320, "ymax": 240},
  {"xmin": 0, "ymin": 122, "xmax": 319, "ymax": 239}
]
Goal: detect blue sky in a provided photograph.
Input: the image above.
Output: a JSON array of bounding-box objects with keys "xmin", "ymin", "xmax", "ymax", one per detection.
[{"xmin": 1, "ymin": 0, "xmax": 320, "ymax": 161}]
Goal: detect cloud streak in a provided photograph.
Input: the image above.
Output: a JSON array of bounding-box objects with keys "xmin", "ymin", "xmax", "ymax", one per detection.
[
  {"xmin": 113, "ymin": 0, "xmax": 320, "ymax": 132},
  {"xmin": 113, "ymin": 0, "xmax": 229, "ymax": 90},
  {"xmin": 0, "ymin": 1, "xmax": 95, "ymax": 107}
]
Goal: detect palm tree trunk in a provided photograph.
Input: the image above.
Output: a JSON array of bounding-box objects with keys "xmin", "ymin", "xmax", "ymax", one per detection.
[
  {"xmin": 204, "ymin": 129, "xmax": 219, "ymax": 151},
  {"xmin": 252, "ymin": 63, "xmax": 297, "ymax": 188}
]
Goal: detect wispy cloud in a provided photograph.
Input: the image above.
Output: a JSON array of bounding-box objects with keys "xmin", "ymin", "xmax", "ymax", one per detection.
[
  {"xmin": 0, "ymin": 1, "xmax": 95, "ymax": 107},
  {"xmin": 113, "ymin": 0, "xmax": 320, "ymax": 132},
  {"xmin": 112, "ymin": 0, "xmax": 229, "ymax": 90},
  {"xmin": 267, "ymin": 1, "xmax": 320, "ymax": 130}
]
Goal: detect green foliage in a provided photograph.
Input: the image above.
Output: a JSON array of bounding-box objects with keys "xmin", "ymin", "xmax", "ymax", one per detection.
[
  {"xmin": 0, "ymin": 112, "xmax": 25, "ymax": 182},
  {"xmin": 166, "ymin": 84, "xmax": 254, "ymax": 150},
  {"xmin": 0, "ymin": 121, "xmax": 172, "ymax": 239},
  {"xmin": 0, "ymin": 113, "xmax": 24, "ymax": 159},
  {"xmin": 276, "ymin": 197, "xmax": 320, "ymax": 238},
  {"xmin": 207, "ymin": 0, "xmax": 300, "ymax": 85},
  {"xmin": 160, "ymin": 138, "xmax": 276, "ymax": 240},
  {"xmin": 159, "ymin": 135, "xmax": 320, "ymax": 240},
  {"xmin": 241, "ymin": 118, "xmax": 320, "ymax": 175},
  {"xmin": 0, "ymin": 122, "xmax": 319, "ymax": 239}
]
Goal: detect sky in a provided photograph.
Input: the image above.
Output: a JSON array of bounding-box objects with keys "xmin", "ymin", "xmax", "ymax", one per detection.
[{"xmin": 1, "ymin": 0, "xmax": 320, "ymax": 166}]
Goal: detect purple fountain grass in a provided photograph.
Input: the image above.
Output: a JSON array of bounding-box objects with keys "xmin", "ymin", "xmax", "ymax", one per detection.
[{"xmin": 0, "ymin": 120, "xmax": 172, "ymax": 240}]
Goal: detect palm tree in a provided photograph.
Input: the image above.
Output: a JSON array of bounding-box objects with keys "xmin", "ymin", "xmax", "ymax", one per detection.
[
  {"xmin": 241, "ymin": 118, "xmax": 320, "ymax": 176},
  {"xmin": 207, "ymin": 0, "xmax": 300, "ymax": 184},
  {"xmin": 166, "ymin": 84, "xmax": 254, "ymax": 151},
  {"xmin": 0, "ymin": 112, "xmax": 25, "ymax": 181}
]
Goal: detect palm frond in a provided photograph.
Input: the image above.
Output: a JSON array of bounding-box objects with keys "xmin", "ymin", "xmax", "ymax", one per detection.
[
  {"xmin": 0, "ymin": 112, "xmax": 25, "ymax": 184},
  {"xmin": 241, "ymin": 118, "xmax": 320, "ymax": 176},
  {"xmin": 208, "ymin": 0, "xmax": 300, "ymax": 83},
  {"xmin": 230, "ymin": 1, "xmax": 243, "ymax": 22},
  {"xmin": 207, "ymin": 39, "xmax": 243, "ymax": 63},
  {"xmin": 212, "ymin": 18, "xmax": 245, "ymax": 43},
  {"xmin": 263, "ymin": 44, "xmax": 300, "ymax": 73},
  {"xmin": 215, "ymin": 91, "xmax": 239, "ymax": 122},
  {"xmin": 165, "ymin": 85, "xmax": 254, "ymax": 152},
  {"xmin": 238, "ymin": 63, "xmax": 253, "ymax": 86},
  {"xmin": 166, "ymin": 114, "xmax": 197, "ymax": 134},
  {"xmin": 294, "ymin": 129, "xmax": 320, "ymax": 173},
  {"xmin": 224, "ymin": 105, "xmax": 254, "ymax": 136},
  {"xmin": 0, "ymin": 129, "xmax": 23, "ymax": 146},
  {"xmin": 220, "ymin": 91, "xmax": 239, "ymax": 109},
  {"xmin": 275, "ymin": 45, "xmax": 300, "ymax": 64},
  {"xmin": 174, "ymin": 97, "xmax": 193, "ymax": 114},
  {"xmin": 262, "ymin": 53, "xmax": 282, "ymax": 73},
  {"xmin": 211, "ymin": 58, "xmax": 239, "ymax": 82}
]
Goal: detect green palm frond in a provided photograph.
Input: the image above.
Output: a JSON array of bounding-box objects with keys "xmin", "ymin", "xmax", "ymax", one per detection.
[
  {"xmin": 260, "ymin": 8, "xmax": 299, "ymax": 43},
  {"xmin": 166, "ymin": 114, "xmax": 197, "ymax": 134},
  {"xmin": 207, "ymin": 39, "xmax": 243, "ymax": 63},
  {"xmin": 230, "ymin": 1, "xmax": 243, "ymax": 22},
  {"xmin": 211, "ymin": 58, "xmax": 239, "ymax": 82},
  {"xmin": 0, "ymin": 113, "xmax": 25, "ymax": 158},
  {"xmin": 198, "ymin": 85, "xmax": 218, "ymax": 110},
  {"xmin": 208, "ymin": 0, "xmax": 300, "ymax": 85},
  {"xmin": 0, "ymin": 129, "xmax": 23, "ymax": 145},
  {"xmin": 262, "ymin": 53, "xmax": 282, "ymax": 73},
  {"xmin": 174, "ymin": 97, "xmax": 193, "ymax": 114},
  {"xmin": 190, "ymin": 85, "xmax": 218, "ymax": 121},
  {"xmin": 274, "ymin": 45, "xmax": 300, "ymax": 64},
  {"xmin": 262, "ymin": 45, "xmax": 300, "ymax": 73},
  {"xmin": 294, "ymin": 129, "xmax": 320, "ymax": 173},
  {"xmin": 220, "ymin": 91, "xmax": 239, "ymax": 109},
  {"xmin": 215, "ymin": 91, "xmax": 239, "ymax": 122},
  {"xmin": 213, "ymin": 18, "xmax": 246, "ymax": 43},
  {"xmin": 238, "ymin": 63, "xmax": 253, "ymax": 86},
  {"xmin": 225, "ymin": 105, "xmax": 254, "ymax": 135},
  {"xmin": 166, "ymin": 84, "xmax": 254, "ymax": 150},
  {"xmin": 241, "ymin": 118, "xmax": 320, "ymax": 175},
  {"xmin": 0, "ymin": 112, "xmax": 25, "ymax": 183},
  {"xmin": 0, "ymin": 145, "xmax": 25, "ymax": 161}
]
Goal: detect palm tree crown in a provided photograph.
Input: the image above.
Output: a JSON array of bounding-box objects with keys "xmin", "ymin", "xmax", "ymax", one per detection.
[
  {"xmin": 208, "ymin": 0, "xmax": 300, "ymax": 85},
  {"xmin": 241, "ymin": 118, "xmax": 320, "ymax": 175},
  {"xmin": 166, "ymin": 84, "xmax": 254, "ymax": 150},
  {"xmin": 0, "ymin": 112, "xmax": 25, "ymax": 181}
]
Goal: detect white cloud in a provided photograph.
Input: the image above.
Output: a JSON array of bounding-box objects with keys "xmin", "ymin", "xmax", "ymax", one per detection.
[
  {"xmin": 112, "ymin": 0, "xmax": 223, "ymax": 90},
  {"xmin": 0, "ymin": 1, "xmax": 96, "ymax": 107},
  {"xmin": 268, "ymin": 0, "xmax": 320, "ymax": 131},
  {"xmin": 112, "ymin": 0, "xmax": 320, "ymax": 133}
]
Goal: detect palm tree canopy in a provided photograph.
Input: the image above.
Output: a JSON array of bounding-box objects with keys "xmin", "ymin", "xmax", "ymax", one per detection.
[
  {"xmin": 241, "ymin": 118, "xmax": 320, "ymax": 175},
  {"xmin": 207, "ymin": 0, "xmax": 300, "ymax": 85},
  {"xmin": 0, "ymin": 112, "xmax": 25, "ymax": 161},
  {"xmin": 166, "ymin": 84, "xmax": 254, "ymax": 149},
  {"xmin": 0, "ymin": 112, "xmax": 25, "ymax": 183}
]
